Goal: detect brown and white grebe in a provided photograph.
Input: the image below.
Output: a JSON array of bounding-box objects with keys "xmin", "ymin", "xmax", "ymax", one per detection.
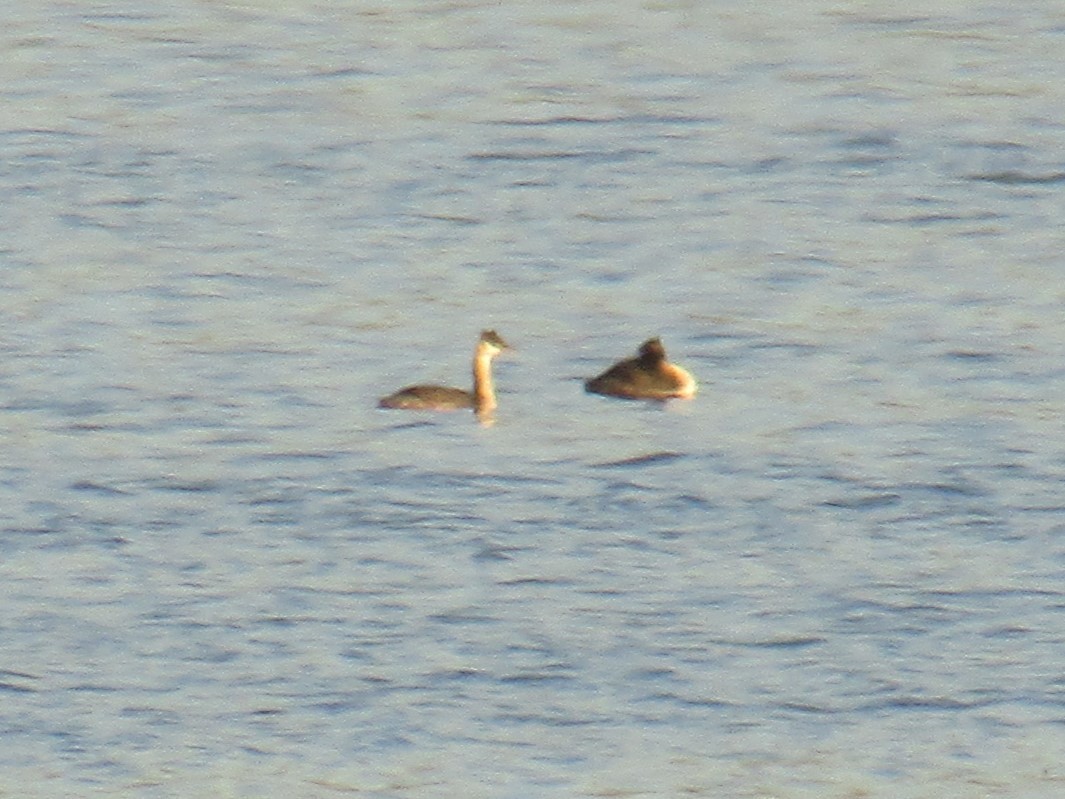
[
  {"xmin": 585, "ymin": 337, "xmax": 696, "ymax": 400},
  {"xmin": 378, "ymin": 330, "xmax": 510, "ymax": 418}
]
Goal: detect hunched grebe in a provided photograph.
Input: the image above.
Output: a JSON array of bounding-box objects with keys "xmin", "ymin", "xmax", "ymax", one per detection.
[
  {"xmin": 585, "ymin": 337, "xmax": 697, "ymax": 400},
  {"xmin": 378, "ymin": 330, "xmax": 509, "ymax": 417}
]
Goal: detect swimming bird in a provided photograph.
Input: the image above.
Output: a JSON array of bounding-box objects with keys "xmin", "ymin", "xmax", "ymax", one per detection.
[
  {"xmin": 584, "ymin": 337, "xmax": 696, "ymax": 400},
  {"xmin": 378, "ymin": 330, "xmax": 509, "ymax": 418}
]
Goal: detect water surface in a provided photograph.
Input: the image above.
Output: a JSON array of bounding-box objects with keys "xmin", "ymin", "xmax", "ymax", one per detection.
[{"xmin": 2, "ymin": 2, "xmax": 1064, "ymax": 797}]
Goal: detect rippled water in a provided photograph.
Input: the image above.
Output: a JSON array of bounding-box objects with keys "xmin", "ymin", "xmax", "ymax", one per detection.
[{"xmin": 2, "ymin": 2, "xmax": 1064, "ymax": 797}]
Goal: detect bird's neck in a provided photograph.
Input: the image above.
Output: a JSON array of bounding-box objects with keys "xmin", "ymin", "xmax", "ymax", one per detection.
[{"xmin": 472, "ymin": 347, "xmax": 496, "ymax": 412}]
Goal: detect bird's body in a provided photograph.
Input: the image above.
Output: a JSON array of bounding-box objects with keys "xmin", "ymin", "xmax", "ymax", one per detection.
[
  {"xmin": 585, "ymin": 338, "xmax": 696, "ymax": 400},
  {"xmin": 377, "ymin": 385, "xmax": 477, "ymax": 410}
]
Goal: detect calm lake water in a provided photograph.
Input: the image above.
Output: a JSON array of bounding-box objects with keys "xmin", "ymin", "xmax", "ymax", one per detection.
[{"xmin": 2, "ymin": 2, "xmax": 1064, "ymax": 797}]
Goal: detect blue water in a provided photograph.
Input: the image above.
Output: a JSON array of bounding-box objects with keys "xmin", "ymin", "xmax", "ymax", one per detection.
[{"xmin": 2, "ymin": 2, "xmax": 1064, "ymax": 797}]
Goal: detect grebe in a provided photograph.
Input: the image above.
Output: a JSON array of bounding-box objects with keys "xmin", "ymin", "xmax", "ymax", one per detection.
[
  {"xmin": 378, "ymin": 330, "xmax": 509, "ymax": 417},
  {"xmin": 585, "ymin": 337, "xmax": 697, "ymax": 400}
]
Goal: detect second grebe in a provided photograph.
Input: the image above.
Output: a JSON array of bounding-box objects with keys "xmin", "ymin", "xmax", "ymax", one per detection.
[
  {"xmin": 585, "ymin": 337, "xmax": 697, "ymax": 400},
  {"xmin": 378, "ymin": 330, "xmax": 509, "ymax": 416}
]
